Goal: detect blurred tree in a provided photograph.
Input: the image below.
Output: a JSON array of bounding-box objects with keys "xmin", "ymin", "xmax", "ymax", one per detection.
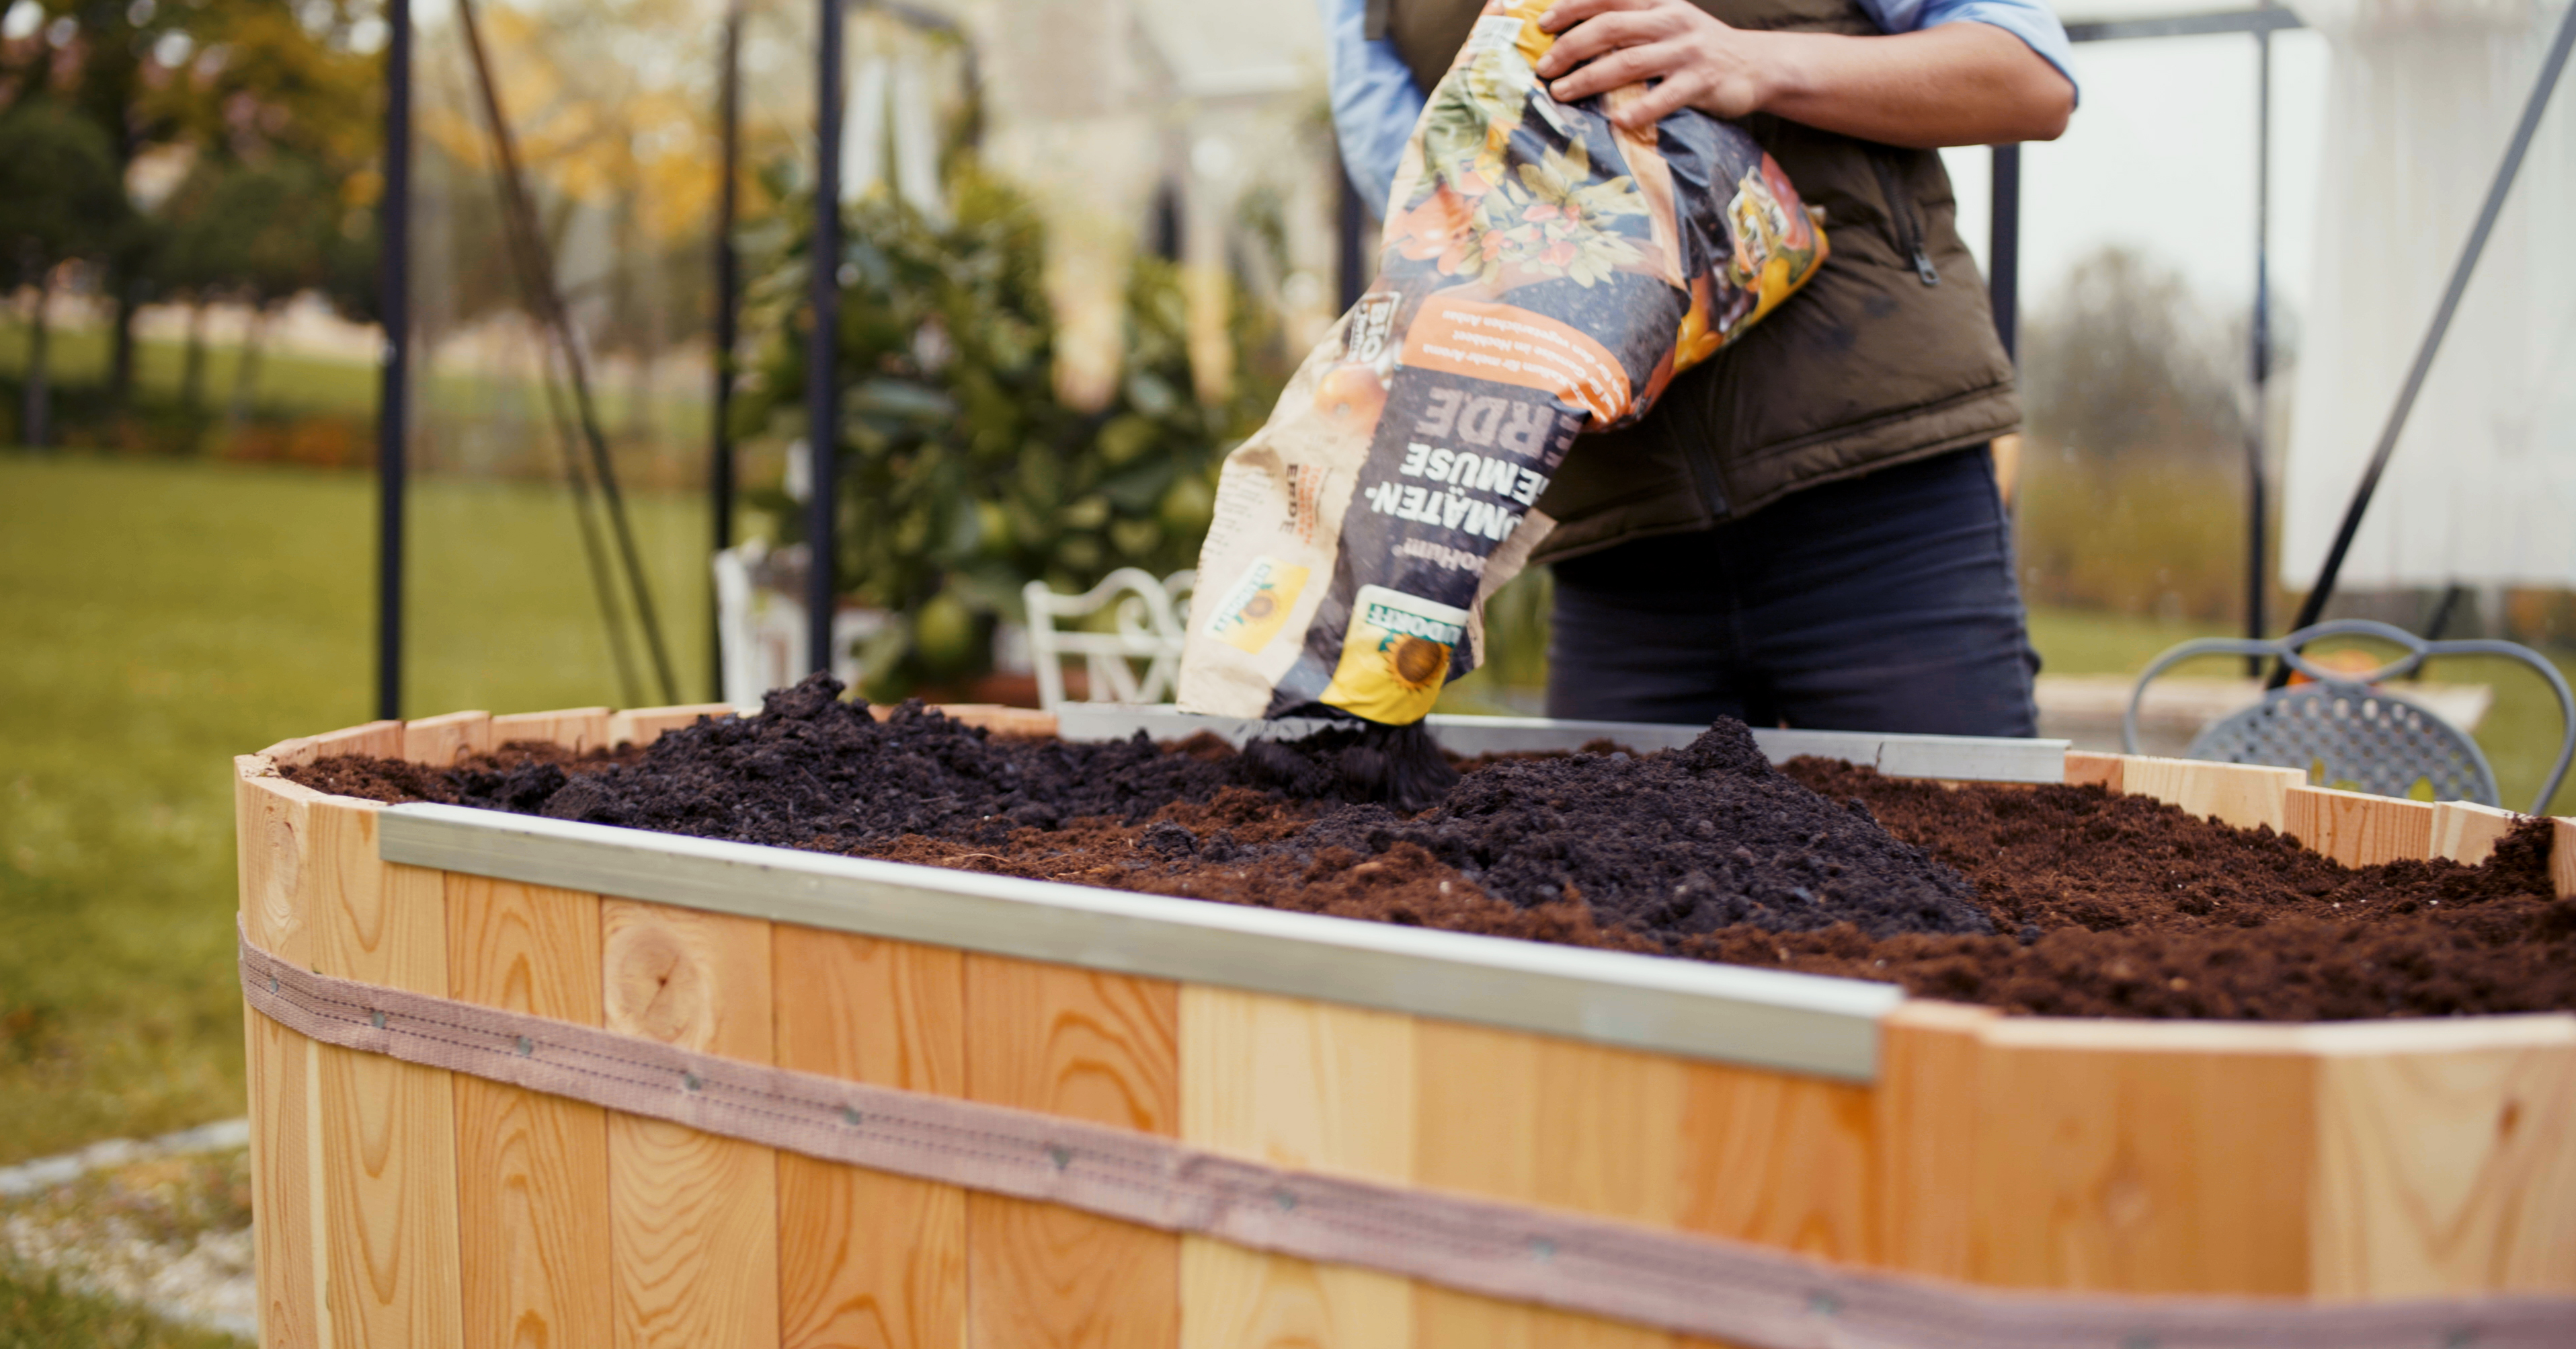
[
  {"xmin": 0, "ymin": 0, "xmax": 378, "ymax": 409},
  {"xmin": 731, "ymin": 168, "xmax": 1285, "ymax": 699},
  {"xmin": 2015, "ymin": 246, "xmax": 2270, "ymax": 623},
  {"xmin": 0, "ymin": 98, "xmax": 123, "ymax": 447},
  {"xmin": 155, "ymin": 149, "xmax": 356, "ymax": 424}
]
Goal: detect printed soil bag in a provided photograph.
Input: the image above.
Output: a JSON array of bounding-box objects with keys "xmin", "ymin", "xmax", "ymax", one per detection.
[{"xmin": 1178, "ymin": 0, "xmax": 1825, "ymax": 724}]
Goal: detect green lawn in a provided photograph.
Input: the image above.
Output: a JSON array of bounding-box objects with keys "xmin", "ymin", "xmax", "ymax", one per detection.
[
  {"xmin": 0, "ymin": 1265, "xmax": 242, "ymax": 1349},
  {"xmin": 0, "ymin": 452, "xmax": 712, "ymax": 1166},
  {"xmin": 0, "ymin": 325, "xmax": 378, "ymax": 421}
]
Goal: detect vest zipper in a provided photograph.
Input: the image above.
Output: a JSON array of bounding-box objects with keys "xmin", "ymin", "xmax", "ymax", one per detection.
[{"xmin": 1869, "ymin": 151, "xmax": 1939, "ymax": 288}]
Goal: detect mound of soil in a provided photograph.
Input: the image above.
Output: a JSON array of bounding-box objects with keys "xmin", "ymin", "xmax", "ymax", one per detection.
[{"xmin": 283, "ymin": 674, "xmax": 2574, "ymax": 1021}]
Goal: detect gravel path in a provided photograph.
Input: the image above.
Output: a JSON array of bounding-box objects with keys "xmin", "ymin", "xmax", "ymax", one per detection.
[{"xmin": 1, "ymin": 1120, "xmax": 255, "ymax": 1342}]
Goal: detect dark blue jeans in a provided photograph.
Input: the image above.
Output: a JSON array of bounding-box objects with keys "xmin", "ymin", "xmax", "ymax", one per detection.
[{"xmin": 1543, "ymin": 447, "xmax": 2040, "ymax": 736}]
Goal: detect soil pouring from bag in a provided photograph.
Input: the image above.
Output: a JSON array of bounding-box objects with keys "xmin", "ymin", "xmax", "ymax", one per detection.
[{"xmin": 288, "ymin": 675, "xmax": 2576, "ymax": 1022}]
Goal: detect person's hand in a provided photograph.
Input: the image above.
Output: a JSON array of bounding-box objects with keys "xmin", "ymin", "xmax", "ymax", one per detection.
[{"xmin": 1532, "ymin": 0, "xmax": 1779, "ymax": 129}]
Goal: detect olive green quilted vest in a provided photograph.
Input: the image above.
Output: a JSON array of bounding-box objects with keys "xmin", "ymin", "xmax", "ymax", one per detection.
[{"xmin": 1373, "ymin": 0, "xmax": 2021, "ymax": 554}]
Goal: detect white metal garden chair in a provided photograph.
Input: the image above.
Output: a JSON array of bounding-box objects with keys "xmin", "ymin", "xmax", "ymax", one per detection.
[{"xmin": 1022, "ymin": 568, "xmax": 1195, "ymax": 711}]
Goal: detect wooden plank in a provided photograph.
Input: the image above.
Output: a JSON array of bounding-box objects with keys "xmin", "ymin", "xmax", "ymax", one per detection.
[
  {"xmin": 2431, "ymin": 800, "xmax": 2521, "ymax": 865},
  {"xmin": 2282, "ymin": 785, "xmax": 2437, "ymax": 867},
  {"xmin": 1675, "ymin": 1061, "xmax": 1877, "ymax": 1270},
  {"xmin": 403, "ymin": 710, "xmax": 492, "ymax": 767},
  {"xmin": 259, "ymin": 736, "xmax": 321, "ymax": 767},
  {"xmin": 600, "ymin": 899, "xmax": 779, "ymax": 1349},
  {"xmin": 1876, "ymin": 1001, "xmax": 1997, "ymax": 1282},
  {"xmin": 1966, "ymin": 1018, "xmax": 2318, "ymax": 1295},
  {"xmin": 448, "ymin": 876, "xmax": 612, "ymax": 1349},
  {"xmin": 2061, "ymin": 750, "xmax": 2127, "ymax": 794},
  {"xmin": 2308, "ymin": 1017, "xmax": 2576, "ymax": 1297},
  {"xmin": 931, "ymin": 704, "xmax": 1059, "ymax": 738},
  {"xmin": 311, "ymin": 720, "xmax": 407, "ymax": 759},
  {"xmin": 2120, "ymin": 757, "xmax": 2305, "ymax": 833},
  {"xmin": 1177, "ymin": 987, "xmax": 1413, "ymax": 1349},
  {"xmin": 964, "ymin": 954, "xmax": 1180, "ymax": 1349},
  {"xmin": 490, "ymin": 707, "xmax": 615, "ymax": 753},
  {"xmin": 308, "ymin": 797, "xmax": 467, "ymax": 1346},
  {"xmin": 2556, "ymin": 818, "xmax": 2576, "ymax": 898},
  {"xmin": 237, "ymin": 762, "xmax": 327, "ymax": 1349},
  {"xmin": 608, "ymin": 703, "xmax": 739, "ymax": 749},
  {"xmin": 1412, "ymin": 1021, "xmax": 1687, "ymax": 1349},
  {"xmin": 774, "ymin": 928, "xmax": 967, "ymax": 1349}
]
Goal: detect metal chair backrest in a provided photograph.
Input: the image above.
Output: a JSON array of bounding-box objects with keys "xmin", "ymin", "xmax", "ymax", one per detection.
[
  {"xmin": 1022, "ymin": 568, "xmax": 1195, "ymax": 711},
  {"xmin": 2124, "ymin": 619, "xmax": 2574, "ymax": 814}
]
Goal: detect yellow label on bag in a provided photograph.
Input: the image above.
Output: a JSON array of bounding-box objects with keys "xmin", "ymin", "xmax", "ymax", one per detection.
[
  {"xmin": 1203, "ymin": 555, "xmax": 1310, "ymax": 654},
  {"xmin": 1319, "ymin": 585, "xmax": 1470, "ymax": 724}
]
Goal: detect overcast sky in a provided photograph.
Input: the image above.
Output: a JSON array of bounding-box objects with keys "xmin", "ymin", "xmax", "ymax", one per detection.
[{"xmin": 1942, "ymin": 26, "xmax": 2334, "ymax": 334}]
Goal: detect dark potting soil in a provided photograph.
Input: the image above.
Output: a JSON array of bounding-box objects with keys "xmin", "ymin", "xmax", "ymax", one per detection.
[{"xmin": 284, "ymin": 674, "xmax": 2574, "ymax": 1020}]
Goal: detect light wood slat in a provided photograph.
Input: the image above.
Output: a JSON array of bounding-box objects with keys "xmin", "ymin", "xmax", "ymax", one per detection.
[
  {"xmin": 311, "ymin": 720, "xmax": 407, "ymax": 759},
  {"xmin": 403, "ymin": 711, "xmax": 492, "ymax": 767},
  {"xmin": 775, "ymin": 929, "xmax": 967, "ymax": 1349},
  {"xmin": 489, "ymin": 707, "xmax": 615, "ymax": 753},
  {"xmin": 259, "ymin": 736, "xmax": 321, "ymax": 767},
  {"xmin": 238, "ymin": 763, "xmax": 328, "ymax": 1349},
  {"xmin": 2308, "ymin": 1019, "xmax": 2576, "ymax": 1297},
  {"xmin": 2431, "ymin": 800, "xmax": 2521, "ymax": 864},
  {"xmin": 602, "ymin": 900, "xmax": 779, "ymax": 1349},
  {"xmin": 448, "ymin": 876, "xmax": 612, "ymax": 1349},
  {"xmin": 1874, "ymin": 1001, "xmax": 1997, "ymax": 1282},
  {"xmin": 1178, "ymin": 988, "xmax": 1413, "ymax": 1349},
  {"xmin": 2556, "ymin": 818, "xmax": 2576, "ymax": 898},
  {"xmin": 1675, "ymin": 1061, "xmax": 1877, "ymax": 1266},
  {"xmin": 1413, "ymin": 1022, "xmax": 1689, "ymax": 1349},
  {"xmin": 2282, "ymin": 785, "xmax": 2437, "ymax": 866},
  {"xmin": 1966, "ymin": 1020, "xmax": 2318, "ymax": 1295},
  {"xmin": 607, "ymin": 703, "xmax": 739, "ymax": 749},
  {"xmin": 2120, "ymin": 757, "xmax": 2306, "ymax": 833},
  {"xmin": 308, "ymin": 798, "xmax": 467, "ymax": 1346},
  {"xmin": 2061, "ymin": 751, "xmax": 2128, "ymax": 794},
  {"xmin": 965, "ymin": 955, "xmax": 1180, "ymax": 1349}
]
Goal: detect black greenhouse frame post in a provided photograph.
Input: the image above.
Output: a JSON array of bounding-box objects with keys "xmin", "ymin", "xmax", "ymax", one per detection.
[
  {"xmin": 713, "ymin": 1, "xmax": 744, "ymax": 695},
  {"xmin": 803, "ymin": 0, "xmax": 844, "ymax": 678},
  {"xmin": 376, "ymin": 0, "xmax": 413, "ymax": 722},
  {"xmin": 1988, "ymin": 143, "xmax": 2018, "ymax": 362}
]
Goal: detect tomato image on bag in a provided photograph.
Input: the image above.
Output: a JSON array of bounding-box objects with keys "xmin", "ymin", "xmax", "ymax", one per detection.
[{"xmin": 1178, "ymin": 0, "xmax": 1824, "ymax": 726}]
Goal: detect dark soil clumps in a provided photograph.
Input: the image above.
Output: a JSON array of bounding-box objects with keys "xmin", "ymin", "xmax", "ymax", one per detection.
[
  {"xmin": 281, "ymin": 672, "xmax": 2573, "ymax": 1020},
  {"xmin": 1293, "ymin": 720, "xmax": 1988, "ymax": 939}
]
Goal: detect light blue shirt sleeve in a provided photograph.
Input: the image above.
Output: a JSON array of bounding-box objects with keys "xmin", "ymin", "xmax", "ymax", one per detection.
[
  {"xmin": 1320, "ymin": 0, "xmax": 2077, "ymax": 215},
  {"xmin": 1320, "ymin": 0, "xmax": 1428, "ymax": 216},
  {"xmin": 1856, "ymin": 0, "xmax": 2079, "ymax": 103}
]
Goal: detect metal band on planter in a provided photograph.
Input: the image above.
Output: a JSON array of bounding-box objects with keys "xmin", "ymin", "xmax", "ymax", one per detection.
[{"xmin": 237, "ymin": 922, "xmax": 2576, "ymax": 1349}]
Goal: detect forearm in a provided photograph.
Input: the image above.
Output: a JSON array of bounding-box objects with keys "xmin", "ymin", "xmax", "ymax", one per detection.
[
  {"xmin": 1755, "ymin": 22, "xmax": 2072, "ymax": 148},
  {"xmin": 1534, "ymin": 0, "xmax": 2075, "ymax": 148}
]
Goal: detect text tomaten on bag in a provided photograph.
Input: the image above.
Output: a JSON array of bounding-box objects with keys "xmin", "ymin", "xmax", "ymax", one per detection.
[{"xmin": 1180, "ymin": 0, "xmax": 1826, "ymax": 726}]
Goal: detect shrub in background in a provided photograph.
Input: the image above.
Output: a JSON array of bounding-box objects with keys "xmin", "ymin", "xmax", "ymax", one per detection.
[{"xmin": 729, "ymin": 169, "xmax": 1290, "ymax": 699}]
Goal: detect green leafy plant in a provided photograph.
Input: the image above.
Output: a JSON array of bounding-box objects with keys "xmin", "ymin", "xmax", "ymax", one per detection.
[{"xmin": 729, "ymin": 169, "xmax": 1287, "ymax": 699}]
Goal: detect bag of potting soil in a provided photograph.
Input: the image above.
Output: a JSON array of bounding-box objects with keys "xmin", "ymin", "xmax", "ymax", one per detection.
[{"xmin": 1178, "ymin": 0, "xmax": 1824, "ymax": 725}]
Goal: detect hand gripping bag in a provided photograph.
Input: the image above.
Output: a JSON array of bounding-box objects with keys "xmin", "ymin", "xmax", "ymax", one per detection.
[{"xmin": 1178, "ymin": 0, "xmax": 1826, "ymax": 725}]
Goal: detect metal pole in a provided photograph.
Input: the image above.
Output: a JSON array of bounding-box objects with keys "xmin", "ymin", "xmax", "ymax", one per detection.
[
  {"xmin": 1988, "ymin": 143, "xmax": 2019, "ymax": 362},
  {"xmin": 713, "ymin": 2, "xmax": 743, "ymax": 696},
  {"xmin": 2244, "ymin": 20, "xmax": 2273, "ymax": 675},
  {"xmin": 805, "ymin": 0, "xmax": 844, "ymax": 677},
  {"xmin": 1335, "ymin": 161, "xmax": 1369, "ymax": 312},
  {"xmin": 375, "ymin": 0, "xmax": 411, "ymax": 722},
  {"xmin": 2275, "ymin": 0, "xmax": 2576, "ymax": 685}
]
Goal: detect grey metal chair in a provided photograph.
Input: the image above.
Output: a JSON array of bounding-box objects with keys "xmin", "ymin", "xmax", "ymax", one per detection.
[{"xmin": 2124, "ymin": 619, "xmax": 2575, "ymax": 814}]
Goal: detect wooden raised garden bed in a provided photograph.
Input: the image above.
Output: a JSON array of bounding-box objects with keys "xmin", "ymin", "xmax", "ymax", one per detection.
[{"xmin": 233, "ymin": 703, "xmax": 2576, "ymax": 1348}]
